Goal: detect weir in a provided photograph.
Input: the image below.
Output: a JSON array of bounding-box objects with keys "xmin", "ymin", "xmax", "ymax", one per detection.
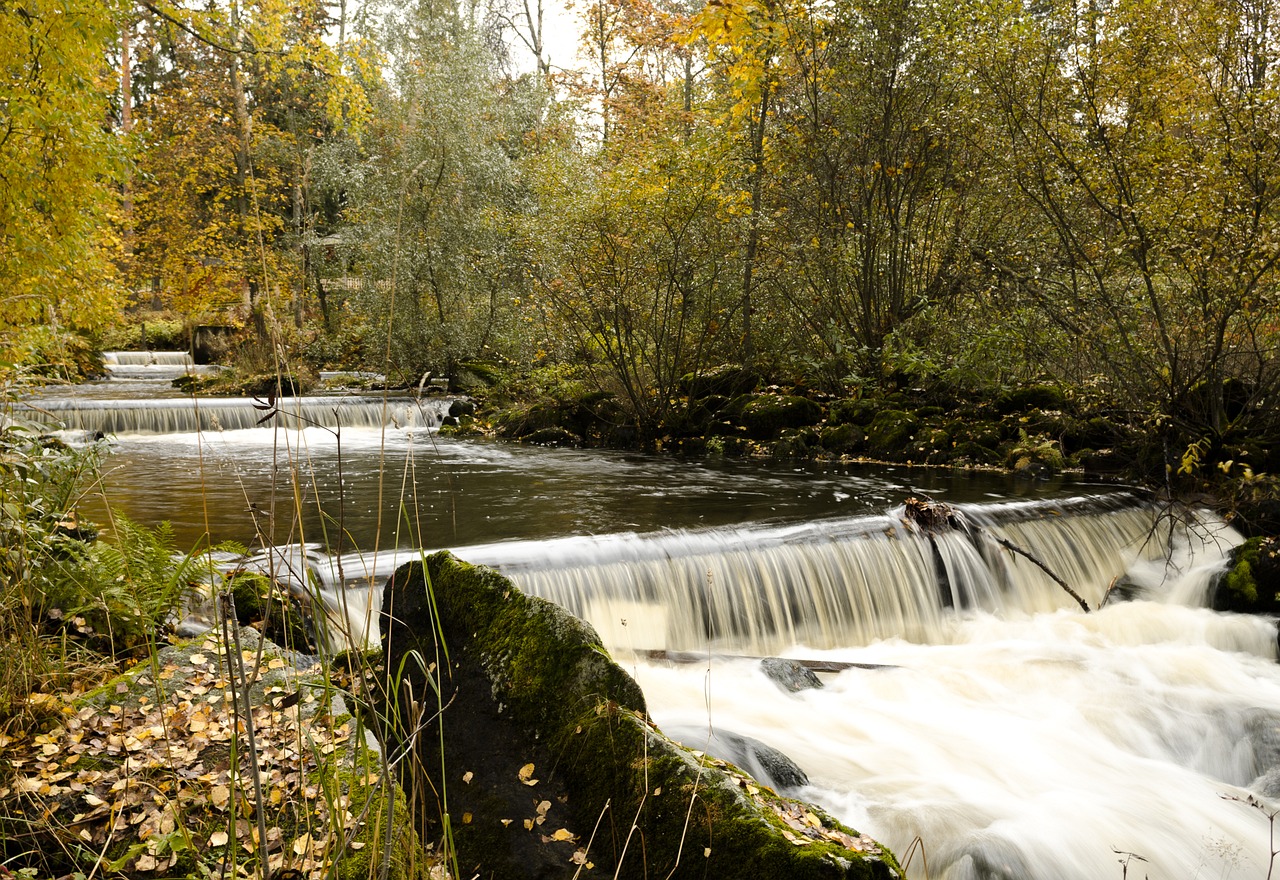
[
  {"xmin": 20, "ymin": 395, "xmax": 453, "ymax": 435},
  {"xmin": 311, "ymin": 493, "xmax": 1237, "ymax": 654},
  {"xmin": 102, "ymin": 350, "xmax": 194, "ymax": 366}
]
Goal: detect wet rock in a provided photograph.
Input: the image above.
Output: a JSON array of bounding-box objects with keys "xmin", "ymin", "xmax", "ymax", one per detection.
[
  {"xmin": 524, "ymin": 426, "xmax": 581, "ymax": 446},
  {"xmin": 820, "ymin": 423, "xmax": 864, "ymax": 454},
  {"xmin": 664, "ymin": 725, "xmax": 810, "ymax": 790},
  {"xmin": 378, "ymin": 552, "xmax": 901, "ymax": 880},
  {"xmin": 449, "ymin": 398, "xmax": 477, "ymax": 418},
  {"xmin": 761, "ymin": 657, "xmax": 824, "ymax": 693}
]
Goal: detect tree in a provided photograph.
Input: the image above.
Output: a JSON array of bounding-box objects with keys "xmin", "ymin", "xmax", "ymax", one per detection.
[
  {"xmin": 527, "ymin": 131, "xmax": 736, "ymax": 441},
  {"xmin": 125, "ymin": 0, "xmax": 369, "ymax": 340},
  {"xmin": 965, "ymin": 0, "xmax": 1280, "ymax": 469},
  {"xmin": 0, "ymin": 0, "xmax": 125, "ymax": 358},
  {"xmin": 337, "ymin": 0, "xmax": 547, "ymax": 380}
]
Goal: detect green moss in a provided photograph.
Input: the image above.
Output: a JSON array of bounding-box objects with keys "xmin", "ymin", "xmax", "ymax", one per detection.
[
  {"xmin": 866, "ymin": 410, "xmax": 919, "ymax": 456},
  {"xmin": 996, "ymin": 384, "xmax": 1067, "ymax": 414},
  {"xmin": 1215, "ymin": 537, "xmax": 1269, "ymax": 613},
  {"xmin": 820, "ymin": 423, "xmax": 864, "ymax": 454},
  {"xmin": 1226, "ymin": 557, "xmax": 1259, "ymax": 604},
  {"xmin": 381, "ymin": 554, "xmax": 901, "ymax": 880},
  {"xmin": 744, "ymin": 396, "xmax": 824, "ymax": 438}
]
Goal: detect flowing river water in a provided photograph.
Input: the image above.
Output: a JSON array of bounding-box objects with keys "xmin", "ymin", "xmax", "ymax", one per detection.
[{"xmin": 16, "ymin": 359, "xmax": 1280, "ymax": 880}]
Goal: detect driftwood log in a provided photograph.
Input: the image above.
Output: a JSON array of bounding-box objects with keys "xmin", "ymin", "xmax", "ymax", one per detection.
[{"xmin": 903, "ymin": 496, "xmax": 1090, "ymax": 613}]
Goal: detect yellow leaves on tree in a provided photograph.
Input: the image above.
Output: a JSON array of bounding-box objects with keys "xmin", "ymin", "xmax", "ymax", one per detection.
[{"xmin": 0, "ymin": 0, "xmax": 125, "ymax": 352}]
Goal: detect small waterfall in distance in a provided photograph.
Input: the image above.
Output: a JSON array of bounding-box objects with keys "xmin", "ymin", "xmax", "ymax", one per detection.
[
  {"xmin": 317, "ymin": 493, "xmax": 1239, "ymax": 654},
  {"xmin": 103, "ymin": 351, "xmax": 194, "ymax": 366},
  {"xmin": 21, "ymin": 395, "xmax": 453, "ymax": 435},
  {"xmin": 99, "ymin": 350, "xmax": 222, "ymax": 382}
]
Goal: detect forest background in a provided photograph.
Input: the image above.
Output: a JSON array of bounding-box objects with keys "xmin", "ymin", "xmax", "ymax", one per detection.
[{"xmin": 3, "ymin": 0, "xmax": 1280, "ymax": 500}]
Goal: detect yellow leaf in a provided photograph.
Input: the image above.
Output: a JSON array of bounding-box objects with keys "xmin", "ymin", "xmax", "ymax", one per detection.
[
  {"xmin": 210, "ymin": 784, "xmax": 230, "ymax": 810},
  {"xmin": 551, "ymin": 828, "xmax": 575, "ymax": 841}
]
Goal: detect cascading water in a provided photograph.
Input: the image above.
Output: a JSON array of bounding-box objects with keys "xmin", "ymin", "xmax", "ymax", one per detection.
[
  {"xmin": 99, "ymin": 350, "xmax": 222, "ymax": 382},
  {"xmin": 102, "ymin": 351, "xmax": 194, "ymax": 365},
  {"xmin": 21, "ymin": 394, "xmax": 450, "ymax": 435},
  {"xmin": 27, "ymin": 373, "xmax": 1280, "ymax": 879},
  {"xmin": 314, "ymin": 494, "xmax": 1232, "ymax": 654},
  {"xmin": 293, "ymin": 495, "xmax": 1274, "ymax": 880}
]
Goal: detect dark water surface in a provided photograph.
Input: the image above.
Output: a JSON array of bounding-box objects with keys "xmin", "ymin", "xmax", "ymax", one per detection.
[{"xmin": 81, "ymin": 422, "xmax": 1119, "ymax": 553}]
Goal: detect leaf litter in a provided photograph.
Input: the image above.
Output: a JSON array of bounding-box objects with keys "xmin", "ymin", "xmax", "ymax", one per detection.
[{"xmin": 0, "ymin": 629, "xmax": 394, "ymax": 880}]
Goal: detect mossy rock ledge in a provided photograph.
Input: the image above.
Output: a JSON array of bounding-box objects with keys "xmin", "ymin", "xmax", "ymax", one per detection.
[
  {"xmin": 377, "ymin": 552, "xmax": 900, "ymax": 880},
  {"xmin": 1213, "ymin": 536, "xmax": 1280, "ymax": 614},
  {"xmin": 0, "ymin": 627, "xmax": 430, "ymax": 880}
]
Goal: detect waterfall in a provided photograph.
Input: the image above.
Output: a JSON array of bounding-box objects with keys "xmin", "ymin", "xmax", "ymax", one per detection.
[
  {"xmin": 310, "ymin": 493, "xmax": 1239, "ymax": 654},
  {"xmin": 20, "ymin": 395, "xmax": 453, "ymax": 435},
  {"xmin": 103, "ymin": 351, "xmax": 194, "ymax": 366}
]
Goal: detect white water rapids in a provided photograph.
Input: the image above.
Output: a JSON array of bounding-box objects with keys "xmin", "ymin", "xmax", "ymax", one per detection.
[
  {"xmin": 635, "ymin": 600, "xmax": 1280, "ymax": 880},
  {"xmin": 26, "ymin": 368, "xmax": 1280, "ymax": 879},
  {"xmin": 297, "ymin": 498, "xmax": 1280, "ymax": 880}
]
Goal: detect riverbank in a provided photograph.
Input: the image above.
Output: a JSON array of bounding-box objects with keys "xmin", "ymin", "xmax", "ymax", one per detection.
[{"xmin": 432, "ymin": 362, "xmax": 1280, "ymax": 539}]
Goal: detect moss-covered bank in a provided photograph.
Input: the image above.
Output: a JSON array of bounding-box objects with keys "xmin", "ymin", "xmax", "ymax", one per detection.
[
  {"xmin": 1214, "ymin": 536, "xmax": 1280, "ymax": 615},
  {"xmin": 378, "ymin": 551, "xmax": 900, "ymax": 880}
]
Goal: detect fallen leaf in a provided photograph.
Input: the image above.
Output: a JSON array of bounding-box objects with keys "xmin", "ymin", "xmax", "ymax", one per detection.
[
  {"xmin": 551, "ymin": 828, "xmax": 575, "ymax": 841},
  {"xmin": 209, "ymin": 830, "xmax": 229, "ymax": 847},
  {"xmin": 462, "ymin": 771, "xmax": 473, "ymax": 784},
  {"xmin": 517, "ymin": 763, "xmax": 535, "ymax": 781},
  {"xmin": 210, "ymin": 784, "xmax": 230, "ymax": 810}
]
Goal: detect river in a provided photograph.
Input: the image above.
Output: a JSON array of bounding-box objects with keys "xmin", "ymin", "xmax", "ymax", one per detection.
[{"xmin": 18, "ymin": 361, "xmax": 1280, "ymax": 880}]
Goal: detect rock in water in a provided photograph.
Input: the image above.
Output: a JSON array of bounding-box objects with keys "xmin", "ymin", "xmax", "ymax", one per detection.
[
  {"xmin": 664, "ymin": 725, "xmax": 811, "ymax": 790},
  {"xmin": 378, "ymin": 551, "xmax": 901, "ymax": 880},
  {"xmin": 761, "ymin": 656, "xmax": 825, "ymax": 693}
]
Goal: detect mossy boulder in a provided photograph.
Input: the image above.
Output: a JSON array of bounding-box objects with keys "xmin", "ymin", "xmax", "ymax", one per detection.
[
  {"xmin": 378, "ymin": 553, "xmax": 900, "ymax": 880},
  {"xmin": 820, "ymin": 423, "xmax": 865, "ymax": 455},
  {"xmin": 680, "ymin": 366, "xmax": 762, "ymax": 399},
  {"xmin": 828, "ymin": 399, "xmax": 879, "ymax": 427},
  {"xmin": 740, "ymin": 395, "xmax": 825, "ymax": 440},
  {"xmin": 866, "ymin": 410, "xmax": 920, "ymax": 457},
  {"xmin": 995, "ymin": 384, "xmax": 1068, "ymax": 414},
  {"xmin": 524, "ymin": 426, "xmax": 582, "ymax": 446},
  {"xmin": 226, "ymin": 570, "xmax": 317, "ymax": 653},
  {"xmin": 0, "ymin": 627, "xmax": 429, "ymax": 880},
  {"xmin": 772, "ymin": 428, "xmax": 818, "ymax": 460},
  {"xmin": 1213, "ymin": 537, "xmax": 1280, "ymax": 614}
]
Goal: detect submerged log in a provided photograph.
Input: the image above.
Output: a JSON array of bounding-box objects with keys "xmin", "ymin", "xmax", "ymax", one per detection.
[{"xmin": 377, "ymin": 552, "xmax": 900, "ymax": 880}]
